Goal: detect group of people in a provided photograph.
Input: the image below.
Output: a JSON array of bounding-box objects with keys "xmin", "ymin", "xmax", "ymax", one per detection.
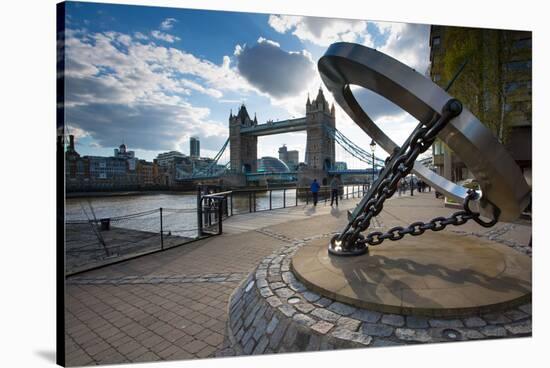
[
  {"xmin": 310, "ymin": 175, "xmax": 430, "ymax": 206},
  {"xmin": 397, "ymin": 178, "xmax": 431, "ymax": 196},
  {"xmin": 310, "ymin": 176, "xmax": 342, "ymax": 207}
]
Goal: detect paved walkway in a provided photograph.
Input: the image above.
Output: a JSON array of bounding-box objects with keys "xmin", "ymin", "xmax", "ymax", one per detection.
[{"xmin": 65, "ymin": 192, "xmax": 531, "ymax": 366}]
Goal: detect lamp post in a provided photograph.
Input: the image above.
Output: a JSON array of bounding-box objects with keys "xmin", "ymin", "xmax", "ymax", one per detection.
[{"xmin": 370, "ymin": 139, "xmax": 376, "ymax": 189}]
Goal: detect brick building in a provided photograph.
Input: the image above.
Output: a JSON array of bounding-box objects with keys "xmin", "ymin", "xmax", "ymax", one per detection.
[{"xmin": 429, "ymin": 25, "xmax": 532, "ymax": 186}]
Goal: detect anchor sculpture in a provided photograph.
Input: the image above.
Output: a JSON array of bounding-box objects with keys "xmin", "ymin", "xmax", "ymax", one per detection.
[{"xmin": 319, "ymin": 43, "xmax": 531, "ymax": 256}]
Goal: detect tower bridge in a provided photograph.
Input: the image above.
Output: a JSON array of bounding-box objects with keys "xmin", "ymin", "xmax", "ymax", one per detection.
[
  {"xmin": 182, "ymin": 89, "xmax": 386, "ymax": 186},
  {"xmin": 227, "ymin": 88, "xmax": 336, "ymax": 186}
]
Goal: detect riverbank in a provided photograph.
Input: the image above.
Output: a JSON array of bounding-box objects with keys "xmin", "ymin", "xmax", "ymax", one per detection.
[{"xmin": 66, "ymin": 190, "xmax": 197, "ymax": 199}]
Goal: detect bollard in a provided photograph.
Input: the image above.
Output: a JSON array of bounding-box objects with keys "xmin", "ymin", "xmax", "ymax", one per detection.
[{"xmin": 160, "ymin": 207, "xmax": 164, "ymax": 250}]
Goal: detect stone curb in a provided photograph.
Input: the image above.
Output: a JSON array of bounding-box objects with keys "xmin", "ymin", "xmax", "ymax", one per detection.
[{"xmin": 225, "ymin": 230, "xmax": 532, "ymax": 354}]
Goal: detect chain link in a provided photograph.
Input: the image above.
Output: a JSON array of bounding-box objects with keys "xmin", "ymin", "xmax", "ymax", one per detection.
[
  {"xmin": 334, "ymin": 98, "xmax": 500, "ymax": 252},
  {"xmin": 358, "ymin": 191, "xmax": 486, "ymax": 247}
]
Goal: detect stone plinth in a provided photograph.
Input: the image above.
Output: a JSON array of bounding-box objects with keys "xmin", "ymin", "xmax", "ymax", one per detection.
[
  {"xmin": 292, "ymin": 232, "xmax": 531, "ymax": 317},
  {"xmin": 226, "ymin": 233, "xmax": 532, "ymax": 355}
]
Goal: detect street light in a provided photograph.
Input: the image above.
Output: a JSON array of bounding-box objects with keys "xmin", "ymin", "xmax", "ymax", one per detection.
[{"xmin": 370, "ymin": 139, "xmax": 376, "ymax": 188}]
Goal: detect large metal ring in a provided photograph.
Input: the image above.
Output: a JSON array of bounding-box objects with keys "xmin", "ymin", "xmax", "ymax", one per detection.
[{"xmin": 318, "ymin": 42, "xmax": 530, "ymax": 221}]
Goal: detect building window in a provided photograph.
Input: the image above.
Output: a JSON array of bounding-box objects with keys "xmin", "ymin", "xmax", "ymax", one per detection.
[
  {"xmin": 513, "ymin": 38, "xmax": 532, "ymax": 50},
  {"xmin": 432, "ymin": 36, "xmax": 441, "ymax": 46},
  {"xmin": 505, "ymin": 60, "xmax": 532, "ymax": 72},
  {"xmin": 433, "ymin": 140, "xmax": 443, "ymax": 155},
  {"xmin": 505, "ymin": 81, "xmax": 531, "ymax": 94},
  {"xmin": 433, "ymin": 74, "xmax": 441, "ymax": 82}
]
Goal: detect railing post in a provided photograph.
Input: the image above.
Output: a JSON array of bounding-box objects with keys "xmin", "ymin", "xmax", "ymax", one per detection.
[
  {"xmin": 295, "ymin": 187, "xmax": 298, "ymax": 206},
  {"xmin": 249, "ymin": 192, "xmax": 252, "ymax": 213},
  {"xmin": 197, "ymin": 188, "xmax": 203, "ymax": 237},
  {"xmin": 218, "ymin": 199, "xmax": 223, "ymax": 235},
  {"xmin": 230, "ymin": 193, "xmax": 233, "ymax": 216},
  {"xmin": 160, "ymin": 207, "xmax": 164, "ymax": 250},
  {"xmin": 283, "ymin": 189, "xmax": 286, "ymax": 208},
  {"xmin": 253, "ymin": 192, "xmax": 257, "ymax": 212},
  {"xmin": 269, "ymin": 190, "xmax": 272, "ymax": 210}
]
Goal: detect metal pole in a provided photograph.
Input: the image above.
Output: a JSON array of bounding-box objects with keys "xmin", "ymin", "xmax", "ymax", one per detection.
[
  {"xmin": 295, "ymin": 187, "xmax": 298, "ymax": 206},
  {"xmin": 249, "ymin": 192, "xmax": 252, "ymax": 213},
  {"xmin": 230, "ymin": 193, "xmax": 233, "ymax": 216},
  {"xmin": 218, "ymin": 199, "xmax": 223, "ymax": 235},
  {"xmin": 253, "ymin": 192, "xmax": 256, "ymax": 212},
  {"xmin": 283, "ymin": 189, "xmax": 286, "ymax": 208},
  {"xmin": 410, "ymin": 174, "xmax": 414, "ymax": 196},
  {"xmin": 269, "ymin": 190, "xmax": 272, "ymax": 210},
  {"xmin": 197, "ymin": 188, "xmax": 203, "ymax": 237},
  {"xmin": 160, "ymin": 207, "xmax": 164, "ymax": 250},
  {"xmin": 372, "ymin": 152, "xmax": 375, "ymax": 186}
]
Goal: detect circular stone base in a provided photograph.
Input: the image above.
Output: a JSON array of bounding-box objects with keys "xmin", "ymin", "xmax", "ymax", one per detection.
[{"xmin": 291, "ymin": 232, "xmax": 531, "ymax": 317}]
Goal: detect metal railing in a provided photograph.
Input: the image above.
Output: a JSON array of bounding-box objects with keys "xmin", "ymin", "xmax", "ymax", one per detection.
[
  {"xmin": 66, "ymin": 206, "xmax": 206, "ymax": 275},
  {"xmin": 196, "ymin": 183, "xmax": 371, "ymax": 230}
]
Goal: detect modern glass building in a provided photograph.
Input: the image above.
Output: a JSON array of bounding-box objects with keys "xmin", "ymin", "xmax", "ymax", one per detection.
[{"xmin": 257, "ymin": 156, "xmax": 291, "ymax": 173}]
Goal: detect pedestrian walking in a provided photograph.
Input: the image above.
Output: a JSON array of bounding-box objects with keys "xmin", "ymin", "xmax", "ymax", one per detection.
[
  {"xmin": 310, "ymin": 179, "xmax": 320, "ymax": 206},
  {"xmin": 330, "ymin": 176, "xmax": 341, "ymax": 207}
]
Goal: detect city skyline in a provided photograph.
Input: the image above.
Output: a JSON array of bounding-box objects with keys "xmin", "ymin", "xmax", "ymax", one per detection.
[{"xmin": 63, "ymin": 1, "xmax": 430, "ymax": 163}]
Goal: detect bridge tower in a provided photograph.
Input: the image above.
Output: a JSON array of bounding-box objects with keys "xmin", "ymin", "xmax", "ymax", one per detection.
[
  {"xmin": 301, "ymin": 88, "xmax": 336, "ymax": 186},
  {"xmin": 229, "ymin": 104, "xmax": 258, "ymax": 174}
]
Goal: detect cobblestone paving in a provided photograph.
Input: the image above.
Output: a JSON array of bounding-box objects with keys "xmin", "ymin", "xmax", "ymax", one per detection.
[
  {"xmin": 66, "ymin": 281, "xmax": 236, "ymax": 366},
  {"xmin": 227, "ymin": 229, "xmax": 532, "ymax": 354},
  {"xmin": 65, "ymin": 193, "xmax": 531, "ymax": 365},
  {"xmin": 65, "ymin": 230, "xmax": 287, "ymax": 366},
  {"xmin": 67, "ymin": 272, "xmax": 248, "ymax": 285}
]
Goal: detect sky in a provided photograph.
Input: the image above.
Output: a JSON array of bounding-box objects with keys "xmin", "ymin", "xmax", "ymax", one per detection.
[{"xmin": 62, "ymin": 1, "xmax": 431, "ymax": 165}]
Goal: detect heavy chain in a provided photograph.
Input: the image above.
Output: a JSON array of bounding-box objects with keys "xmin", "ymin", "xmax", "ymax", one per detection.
[
  {"xmin": 331, "ymin": 98, "xmax": 499, "ymax": 254},
  {"xmin": 361, "ymin": 190, "xmax": 499, "ymax": 246}
]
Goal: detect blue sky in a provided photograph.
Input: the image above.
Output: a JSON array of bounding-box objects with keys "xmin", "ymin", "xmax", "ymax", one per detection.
[{"xmin": 63, "ymin": 1, "xmax": 431, "ymax": 165}]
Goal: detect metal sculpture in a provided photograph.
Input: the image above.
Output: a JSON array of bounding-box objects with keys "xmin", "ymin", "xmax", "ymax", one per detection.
[{"xmin": 318, "ymin": 42, "xmax": 531, "ymax": 256}]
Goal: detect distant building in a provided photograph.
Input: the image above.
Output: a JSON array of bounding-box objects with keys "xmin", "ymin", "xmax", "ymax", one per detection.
[
  {"xmin": 257, "ymin": 157, "xmax": 290, "ymax": 173},
  {"xmin": 429, "ymin": 25, "xmax": 531, "ymax": 186},
  {"xmin": 278, "ymin": 145, "xmax": 299, "ymax": 170},
  {"xmin": 65, "ymin": 137, "xmax": 162, "ymax": 191},
  {"xmin": 114, "ymin": 143, "xmax": 135, "ymax": 159},
  {"xmin": 65, "ymin": 135, "xmax": 80, "ymax": 179},
  {"xmin": 136, "ymin": 160, "xmax": 159, "ymax": 186},
  {"xmin": 156, "ymin": 151, "xmax": 186, "ymax": 167},
  {"xmin": 190, "ymin": 136, "xmax": 200, "ymax": 157}
]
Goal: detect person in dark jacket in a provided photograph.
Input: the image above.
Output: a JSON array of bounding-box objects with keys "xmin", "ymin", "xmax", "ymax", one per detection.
[
  {"xmin": 330, "ymin": 176, "xmax": 341, "ymax": 207},
  {"xmin": 310, "ymin": 179, "xmax": 320, "ymax": 206}
]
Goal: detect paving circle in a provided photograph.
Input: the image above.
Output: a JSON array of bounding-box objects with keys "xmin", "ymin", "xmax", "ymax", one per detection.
[{"xmin": 291, "ymin": 232, "xmax": 531, "ymax": 317}]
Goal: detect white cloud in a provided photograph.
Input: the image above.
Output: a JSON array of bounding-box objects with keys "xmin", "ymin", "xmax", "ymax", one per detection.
[
  {"xmin": 268, "ymin": 15, "xmax": 370, "ymax": 47},
  {"xmin": 134, "ymin": 32, "xmax": 148, "ymax": 40},
  {"xmin": 372, "ymin": 21, "xmax": 430, "ymax": 74},
  {"xmin": 160, "ymin": 17, "xmax": 177, "ymax": 30},
  {"xmin": 63, "ymin": 28, "xmax": 258, "ymax": 151},
  {"xmin": 151, "ymin": 30, "xmax": 180, "ymax": 43}
]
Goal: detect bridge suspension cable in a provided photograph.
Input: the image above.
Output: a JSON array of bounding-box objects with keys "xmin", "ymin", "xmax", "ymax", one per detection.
[
  {"xmin": 323, "ymin": 125, "xmax": 386, "ymax": 167},
  {"xmin": 191, "ymin": 137, "xmax": 230, "ymax": 177}
]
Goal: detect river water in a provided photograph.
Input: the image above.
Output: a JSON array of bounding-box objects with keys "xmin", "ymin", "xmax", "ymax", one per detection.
[{"xmin": 65, "ymin": 186, "xmax": 366, "ymax": 237}]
